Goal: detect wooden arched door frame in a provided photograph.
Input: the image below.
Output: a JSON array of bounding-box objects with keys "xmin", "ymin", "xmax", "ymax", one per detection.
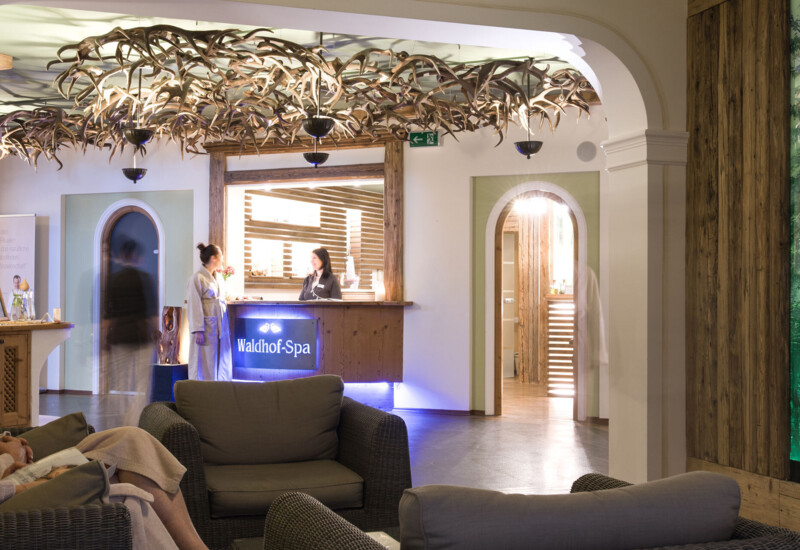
[
  {"xmin": 484, "ymin": 182, "xmax": 589, "ymax": 419},
  {"xmin": 92, "ymin": 200, "xmax": 165, "ymax": 395},
  {"xmin": 494, "ymin": 191, "xmax": 578, "ymax": 417}
]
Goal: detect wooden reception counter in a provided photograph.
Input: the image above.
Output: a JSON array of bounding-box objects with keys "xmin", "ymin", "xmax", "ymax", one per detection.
[
  {"xmin": 0, "ymin": 321, "xmax": 74, "ymax": 427},
  {"xmin": 227, "ymin": 301, "xmax": 411, "ymax": 383}
]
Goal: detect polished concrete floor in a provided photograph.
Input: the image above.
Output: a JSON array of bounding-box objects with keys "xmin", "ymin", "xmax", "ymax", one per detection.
[{"xmin": 40, "ymin": 378, "xmax": 608, "ymax": 495}]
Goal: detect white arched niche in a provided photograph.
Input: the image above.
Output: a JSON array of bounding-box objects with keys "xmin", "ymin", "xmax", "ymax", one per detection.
[
  {"xmin": 484, "ymin": 182, "xmax": 589, "ymax": 419},
  {"xmin": 91, "ymin": 199, "xmax": 166, "ymax": 394}
]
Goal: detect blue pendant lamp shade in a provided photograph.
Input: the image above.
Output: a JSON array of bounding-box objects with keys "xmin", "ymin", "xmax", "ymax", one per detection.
[
  {"xmin": 303, "ymin": 151, "xmax": 329, "ymax": 167},
  {"xmin": 516, "ymin": 59, "xmax": 543, "ymax": 159},
  {"xmin": 514, "ymin": 140, "xmax": 543, "ymax": 159},
  {"xmin": 302, "ymin": 116, "xmax": 335, "ymax": 139},
  {"xmin": 122, "ymin": 167, "xmax": 147, "ymax": 182},
  {"xmin": 123, "ymin": 127, "xmax": 154, "ymax": 147}
]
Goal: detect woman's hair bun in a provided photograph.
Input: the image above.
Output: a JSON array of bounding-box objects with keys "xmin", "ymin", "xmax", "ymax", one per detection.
[{"xmin": 196, "ymin": 243, "xmax": 206, "ymax": 252}]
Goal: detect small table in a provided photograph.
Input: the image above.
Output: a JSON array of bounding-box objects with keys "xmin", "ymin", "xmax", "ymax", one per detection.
[
  {"xmin": 0, "ymin": 321, "xmax": 73, "ymax": 426},
  {"xmin": 366, "ymin": 531, "xmax": 400, "ymax": 549}
]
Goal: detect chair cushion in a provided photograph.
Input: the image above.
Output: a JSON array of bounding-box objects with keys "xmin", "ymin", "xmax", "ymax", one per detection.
[
  {"xmin": 204, "ymin": 459, "xmax": 364, "ymax": 518},
  {"xmin": 175, "ymin": 375, "xmax": 343, "ymax": 464},
  {"xmin": 21, "ymin": 412, "xmax": 90, "ymax": 460},
  {"xmin": 399, "ymin": 471, "xmax": 741, "ymax": 550},
  {"xmin": 0, "ymin": 460, "xmax": 109, "ymax": 513}
]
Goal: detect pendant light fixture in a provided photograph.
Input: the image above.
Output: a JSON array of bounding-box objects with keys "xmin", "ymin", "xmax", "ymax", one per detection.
[
  {"xmin": 514, "ymin": 59, "xmax": 543, "ymax": 159},
  {"xmin": 122, "ymin": 69, "xmax": 153, "ymax": 182},
  {"xmin": 303, "ymin": 33, "xmax": 333, "ymax": 167},
  {"xmin": 302, "ymin": 34, "xmax": 335, "ymax": 140},
  {"xmin": 303, "ymin": 141, "xmax": 329, "ymax": 167}
]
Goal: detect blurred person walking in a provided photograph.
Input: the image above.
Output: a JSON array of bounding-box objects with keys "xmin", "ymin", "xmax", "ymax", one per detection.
[{"xmin": 104, "ymin": 239, "xmax": 158, "ymax": 426}]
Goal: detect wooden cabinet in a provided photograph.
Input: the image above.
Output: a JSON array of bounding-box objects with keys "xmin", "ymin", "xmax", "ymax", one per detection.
[{"xmin": 0, "ymin": 332, "xmax": 30, "ymax": 427}]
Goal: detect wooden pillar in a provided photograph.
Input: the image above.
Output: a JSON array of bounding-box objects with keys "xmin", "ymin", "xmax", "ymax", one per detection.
[
  {"xmin": 384, "ymin": 141, "xmax": 404, "ymax": 301},
  {"xmin": 209, "ymin": 152, "xmax": 227, "ymax": 248}
]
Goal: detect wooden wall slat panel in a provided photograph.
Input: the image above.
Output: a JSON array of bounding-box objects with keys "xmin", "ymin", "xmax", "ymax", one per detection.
[
  {"xmin": 767, "ymin": 0, "xmax": 790, "ymax": 478},
  {"xmin": 721, "ymin": 0, "xmax": 745, "ymax": 471},
  {"xmin": 209, "ymin": 152, "xmax": 227, "ymax": 247},
  {"xmin": 384, "ymin": 141, "xmax": 404, "ymax": 301},
  {"xmin": 687, "ymin": 5, "xmax": 720, "ymax": 465},
  {"xmin": 689, "ymin": 0, "xmax": 727, "ymax": 17},
  {"xmin": 687, "ymin": 0, "xmax": 789, "ymax": 480}
]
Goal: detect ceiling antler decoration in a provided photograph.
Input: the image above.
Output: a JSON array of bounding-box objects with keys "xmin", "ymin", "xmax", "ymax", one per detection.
[{"xmin": 0, "ymin": 24, "xmax": 593, "ymax": 170}]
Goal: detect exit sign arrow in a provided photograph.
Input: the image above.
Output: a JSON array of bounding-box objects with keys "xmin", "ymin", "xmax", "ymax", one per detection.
[{"xmin": 409, "ymin": 131, "xmax": 439, "ymax": 147}]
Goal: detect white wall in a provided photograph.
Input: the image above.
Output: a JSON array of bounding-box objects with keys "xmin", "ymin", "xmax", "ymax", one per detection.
[
  {"xmin": 0, "ymin": 142, "xmax": 209, "ymax": 390},
  {"xmin": 398, "ymin": 108, "xmax": 607, "ymax": 411}
]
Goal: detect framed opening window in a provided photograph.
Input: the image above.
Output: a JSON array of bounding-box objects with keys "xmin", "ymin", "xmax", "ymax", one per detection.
[{"xmin": 231, "ymin": 180, "xmax": 385, "ymax": 296}]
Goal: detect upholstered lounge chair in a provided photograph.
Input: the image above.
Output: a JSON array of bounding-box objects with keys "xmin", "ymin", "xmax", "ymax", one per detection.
[
  {"xmin": 0, "ymin": 422, "xmax": 133, "ymax": 550},
  {"xmin": 139, "ymin": 375, "xmax": 411, "ymax": 550},
  {"xmin": 259, "ymin": 472, "xmax": 800, "ymax": 550}
]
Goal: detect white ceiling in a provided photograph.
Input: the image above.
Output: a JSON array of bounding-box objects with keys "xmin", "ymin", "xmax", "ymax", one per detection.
[{"xmin": 0, "ymin": 4, "xmax": 582, "ymax": 114}]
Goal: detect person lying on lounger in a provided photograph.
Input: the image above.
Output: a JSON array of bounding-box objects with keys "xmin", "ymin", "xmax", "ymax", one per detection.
[{"xmin": 0, "ymin": 426, "xmax": 207, "ymax": 550}]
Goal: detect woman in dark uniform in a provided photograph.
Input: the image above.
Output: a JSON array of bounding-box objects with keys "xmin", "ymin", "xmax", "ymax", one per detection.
[{"xmin": 299, "ymin": 247, "xmax": 342, "ymax": 300}]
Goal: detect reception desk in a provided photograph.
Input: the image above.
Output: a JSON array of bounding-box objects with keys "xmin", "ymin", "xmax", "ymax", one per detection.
[
  {"xmin": 227, "ymin": 301, "xmax": 410, "ymax": 383},
  {"xmin": 0, "ymin": 321, "xmax": 73, "ymax": 427}
]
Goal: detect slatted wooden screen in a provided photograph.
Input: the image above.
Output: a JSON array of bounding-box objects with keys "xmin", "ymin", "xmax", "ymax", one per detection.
[
  {"xmin": 545, "ymin": 296, "xmax": 575, "ymax": 397},
  {"xmin": 0, "ymin": 333, "xmax": 29, "ymax": 427},
  {"xmin": 244, "ymin": 186, "xmax": 384, "ymax": 291},
  {"xmin": 686, "ymin": 0, "xmax": 789, "ymax": 478},
  {"xmin": 515, "ymin": 206, "xmax": 550, "ymax": 384}
]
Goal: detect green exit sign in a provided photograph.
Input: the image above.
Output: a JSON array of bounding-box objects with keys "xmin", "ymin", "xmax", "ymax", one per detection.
[{"xmin": 409, "ymin": 131, "xmax": 439, "ymax": 147}]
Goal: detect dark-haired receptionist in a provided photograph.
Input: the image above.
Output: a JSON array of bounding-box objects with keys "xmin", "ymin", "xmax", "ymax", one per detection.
[{"xmin": 299, "ymin": 247, "xmax": 342, "ymax": 300}]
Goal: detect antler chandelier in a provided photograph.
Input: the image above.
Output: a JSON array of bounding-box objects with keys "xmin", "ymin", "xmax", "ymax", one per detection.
[{"xmin": 0, "ymin": 25, "xmax": 594, "ymax": 169}]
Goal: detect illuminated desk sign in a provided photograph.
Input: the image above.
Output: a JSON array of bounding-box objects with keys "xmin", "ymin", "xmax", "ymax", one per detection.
[{"xmin": 233, "ymin": 318, "xmax": 318, "ymax": 370}]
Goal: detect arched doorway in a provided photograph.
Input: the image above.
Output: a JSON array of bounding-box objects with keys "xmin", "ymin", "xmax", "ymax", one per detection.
[
  {"xmin": 92, "ymin": 200, "xmax": 165, "ymax": 395},
  {"xmin": 495, "ymin": 191, "xmax": 578, "ymax": 418},
  {"xmin": 99, "ymin": 207, "xmax": 159, "ymax": 393},
  {"xmin": 485, "ymin": 182, "xmax": 590, "ymax": 419}
]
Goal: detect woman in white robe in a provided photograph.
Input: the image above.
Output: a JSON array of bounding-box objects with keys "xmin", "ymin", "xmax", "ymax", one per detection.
[{"xmin": 186, "ymin": 243, "xmax": 232, "ymax": 381}]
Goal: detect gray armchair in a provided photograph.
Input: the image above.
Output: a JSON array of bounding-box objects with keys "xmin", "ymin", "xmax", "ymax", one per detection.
[
  {"xmin": 261, "ymin": 472, "xmax": 800, "ymax": 550},
  {"xmin": 262, "ymin": 491, "xmax": 386, "ymax": 550},
  {"xmin": 571, "ymin": 473, "xmax": 800, "ymax": 549},
  {"xmin": 139, "ymin": 376, "xmax": 411, "ymax": 550}
]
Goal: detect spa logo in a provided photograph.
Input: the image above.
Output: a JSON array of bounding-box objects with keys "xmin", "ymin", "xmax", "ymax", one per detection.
[
  {"xmin": 237, "ymin": 338, "xmax": 311, "ymax": 358},
  {"xmin": 233, "ymin": 318, "xmax": 318, "ymax": 371}
]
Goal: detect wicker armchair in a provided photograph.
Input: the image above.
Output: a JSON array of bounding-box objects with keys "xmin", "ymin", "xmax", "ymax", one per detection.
[
  {"xmin": 0, "ymin": 425, "xmax": 133, "ymax": 550},
  {"xmin": 262, "ymin": 492, "xmax": 386, "ymax": 550},
  {"xmin": 571, "ymin": 473, "xmax": 800, "ymax": 549},
  {"xmin": 140, "ymin": 396, "xmax": 411, "ymax": 550}
]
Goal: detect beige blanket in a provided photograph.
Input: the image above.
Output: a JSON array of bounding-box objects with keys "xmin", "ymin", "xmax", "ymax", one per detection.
[
  {"xmin": 76, "ymin": 427, "xmax": 186, "ymax": 493},
  {"xmin": 110, "ymin": 483, "xmax": 178, "ymax": 550}
]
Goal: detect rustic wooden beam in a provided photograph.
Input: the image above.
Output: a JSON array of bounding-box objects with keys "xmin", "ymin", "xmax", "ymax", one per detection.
[
  {"xmin": 688, "ymin": 0, "xmax": 727, "ymax": 18},
  {"xmin": 204, "ymin": 135, "xmax": 395, "ymax": 156},
  {"xmin": 686, "ymin": 0, "xmax": 790, "ymax": 479},
  {"xmin": 225, "ymin": 163, "xmax": 384, "ymax": 186},
  {"xmin": 383, "ymin": 141, "xmax": 404, "ymax": 302},
  {"xmin": 0, "ymin": 54, "xmax": 11, "ymax": 71},
  {"xmin": 209, "ymin": 152, "xmax": 227, "ymax": 249}
]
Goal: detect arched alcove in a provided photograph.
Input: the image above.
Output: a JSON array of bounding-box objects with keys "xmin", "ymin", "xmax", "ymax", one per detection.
[{"xmin": 92, "ymin": 199, "xmax": 165, "ymax": 394}]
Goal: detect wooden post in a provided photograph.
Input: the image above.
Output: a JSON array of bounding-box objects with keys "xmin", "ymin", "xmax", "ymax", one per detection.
[
  {"xmin": 384, "ymin": 141, "xmax": 404, "ymax": 301},
  {"xmin": 209, "ymin": 152, "xmax": 227, "ymax": 248}
]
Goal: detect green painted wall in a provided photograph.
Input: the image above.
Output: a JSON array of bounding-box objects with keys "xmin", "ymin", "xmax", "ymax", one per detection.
[
  {"xmin": 471, "ymin": 172, "xmax": 600, "ymax": 411},
  {"xmin": 64, "ymin": 191, "xmax": 193, "ymax": 391}
]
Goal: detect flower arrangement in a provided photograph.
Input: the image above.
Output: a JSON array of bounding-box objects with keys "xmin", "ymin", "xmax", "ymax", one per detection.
[{"xmin": 217, "ymin": 266, "xmax": 235, "ymax": 281}]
